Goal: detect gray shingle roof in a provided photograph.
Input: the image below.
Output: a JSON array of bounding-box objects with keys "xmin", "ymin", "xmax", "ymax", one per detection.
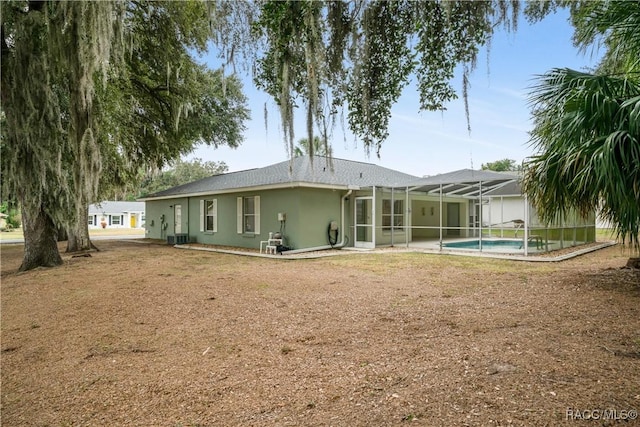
[
  {"xmin": 482, "ymin": 180, "xmax": 523, "ymax": 196},
  {"xmin": 142, "ymin": 156, "xmax": 421, "ymax": 199},
  {"xmin": 89, "ymin": 201, "xmax": 145, "ymax": 214}
]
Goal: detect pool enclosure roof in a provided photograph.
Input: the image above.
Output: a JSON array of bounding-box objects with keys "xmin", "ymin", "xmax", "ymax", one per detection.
[{"xmin": 399, "ymin": 169, "xmax": 521, "ymax": 198}]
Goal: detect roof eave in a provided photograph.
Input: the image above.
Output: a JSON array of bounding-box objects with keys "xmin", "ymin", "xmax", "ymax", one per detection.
[{"xmin": 140, "ymin": 181, "xmax": 356, "ymax": 201}]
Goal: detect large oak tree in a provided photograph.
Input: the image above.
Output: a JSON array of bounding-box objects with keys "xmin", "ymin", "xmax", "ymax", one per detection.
[
  {"xmin": 2, "ymin": 1, "xmax": 120, "ymax": 269},
  {"xmin": 252, "ymin": 0, "xmax": 520, "ymax": 160},
  {"xmin": 1, "ymin": 0, "xmax": 248, "ymax": 270}
]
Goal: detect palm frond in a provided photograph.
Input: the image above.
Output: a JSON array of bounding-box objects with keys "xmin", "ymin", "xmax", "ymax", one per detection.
[{"xmin": 524, "ymin": 67, "xmax": 640, "ymax": 250}]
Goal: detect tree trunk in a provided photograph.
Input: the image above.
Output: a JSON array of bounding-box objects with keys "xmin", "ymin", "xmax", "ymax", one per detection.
[
  {"xmin": 19, "ymin": 198, "xmax": 63, "ymax": 272},
  {"xmin": 66, "ymin": 203, "xmax": 96, "ymax": 252},
  {"xmin": 626, "ymin": 258, "xmax": 640, "ymax": 269},
  {"xmin": 65, "ymin": 12, "xmax": 100, "ymax": 254},
  {"xmin": 56, "ymin": 224, "xmax": 68, "ymax": 242}
]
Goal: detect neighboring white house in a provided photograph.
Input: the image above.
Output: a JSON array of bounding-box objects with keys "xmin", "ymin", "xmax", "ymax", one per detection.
[
  {"xmin": 88, "ymin": 201, "xmax": 145, "ymax": 229},
  {"xmin": 480, "ymin": 178, "xmax": 544, "ymax": 231},
  {"xmin": 595, "ymin": 214, "xmax": 613, "ymax": 229}
]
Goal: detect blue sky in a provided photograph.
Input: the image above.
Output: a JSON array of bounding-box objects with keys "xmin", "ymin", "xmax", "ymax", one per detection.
[{"xmin": 188, "ymin": 8, "xmax": 601, "ymax": 177}]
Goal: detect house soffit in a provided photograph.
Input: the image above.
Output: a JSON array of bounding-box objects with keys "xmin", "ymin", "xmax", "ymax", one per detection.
[{"xmin": 140, "ymin": 181, "xmax": 354, "ymax": 201}]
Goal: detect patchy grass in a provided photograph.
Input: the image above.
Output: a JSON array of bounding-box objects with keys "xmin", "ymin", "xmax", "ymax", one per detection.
[{"xmin": 1, "ymin": 241, "xmax": 639, "ymax": 426}]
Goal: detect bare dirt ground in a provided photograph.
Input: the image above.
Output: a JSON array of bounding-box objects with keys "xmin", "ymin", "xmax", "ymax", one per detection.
[{"xmin": 1, "ymin": 240, "xmax": 639, "ymax": 426}]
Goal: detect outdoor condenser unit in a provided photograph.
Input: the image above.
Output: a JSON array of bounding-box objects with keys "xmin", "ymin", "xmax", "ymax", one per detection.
[{"xmin": 167, "ymin": 234, "xmax": 189, "ymax": 245}]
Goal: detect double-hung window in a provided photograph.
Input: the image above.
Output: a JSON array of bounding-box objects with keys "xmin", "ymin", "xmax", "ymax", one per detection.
[
  {"xmin": 382, "ymin": 199, "xmax": 403, "ymax": 231},
  {"xmin": 236, "ymin": 196, "xmax": 260, "ymax": 234},
  {"xmin": 200, "ymin": 199, "xmax": 217, "ymax": 233}
]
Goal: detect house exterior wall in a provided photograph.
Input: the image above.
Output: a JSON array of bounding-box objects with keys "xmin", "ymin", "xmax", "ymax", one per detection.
[
  {"xmin": 481, "ymin": 195, "xmax": 596, "ymax": 244},
  {"xmin": 481, "ymin": 196, "xmax": 596, "ymax": 229},
  {"xmin": 289, "ymin": 188, "xmax": 345, "ymax": 249},
  {"xmin": 145, "ymin": 187, "xmax": 597, "ymax": 250},
  {"xmin": 596, "ymin": 216, "xmax": 612, "ymax": 229},
  {"xmin": 411, "ymin": 196, "xmax": 470, "ymax": 238},
  {"xmin": 145, "ymin": 197, "xmax": 188, "ymax": 240},
  {"xmin": 482, "ymin": 196, "xmax": 528, "ymax": 228},
  {"xmin": 145, "ymin": 188, "xmax": 347, "ymax": 250},
  {"xmin": 411, "ymin": 199, "xmax": 441, "ymax": 238}
]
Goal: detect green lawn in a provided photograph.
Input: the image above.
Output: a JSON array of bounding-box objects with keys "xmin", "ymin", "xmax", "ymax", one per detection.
[{"xmin": 595, "ymin": 228, "xmax": 617, "ymax": 241}]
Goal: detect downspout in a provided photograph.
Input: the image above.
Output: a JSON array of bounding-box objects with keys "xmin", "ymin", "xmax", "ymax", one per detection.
[
  {"xmin": 338, "ymin": 189, "xmax": 353, "ymax": 247},
  {"xmin": 283, "ymin": 189, "xmax": 353, "ymax": 254}
]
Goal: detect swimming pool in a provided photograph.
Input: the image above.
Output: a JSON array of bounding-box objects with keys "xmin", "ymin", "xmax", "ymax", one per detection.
[{"xmin": 442, "ymin": 239, "xmax": 523, "ymax": 250}]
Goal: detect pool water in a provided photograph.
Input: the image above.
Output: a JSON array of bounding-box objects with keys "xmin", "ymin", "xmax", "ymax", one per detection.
[{"xmin": 443, "ymin": 239, "xmax": 523, "ymax": 250}]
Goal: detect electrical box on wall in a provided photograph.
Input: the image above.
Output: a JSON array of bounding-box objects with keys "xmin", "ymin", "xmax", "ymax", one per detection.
[{"xmin": 278, "ymin": 212, "xmax": 286, "ymax": 221}]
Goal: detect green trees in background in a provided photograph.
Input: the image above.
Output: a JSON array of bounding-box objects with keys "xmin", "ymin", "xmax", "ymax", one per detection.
[
  {"xmin": 0, "ymin": 202, "xmax": 21, "ymax": 230},
  {"xmin": 135, "ymin": 158, "xmax": 229, "ymax": 199},
  {"xmin": 481, "ymin": 159, "xmax": 522, "ymax": 172},
  {"xmin": 523, "ymin": 1, "xmax": 640, "ymax": 253}
]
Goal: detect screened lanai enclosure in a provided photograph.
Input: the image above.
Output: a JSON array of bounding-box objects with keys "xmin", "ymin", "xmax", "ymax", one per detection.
[{"xmin": 361, "ymin": 170, "xmax": 595, "ymax": 256}]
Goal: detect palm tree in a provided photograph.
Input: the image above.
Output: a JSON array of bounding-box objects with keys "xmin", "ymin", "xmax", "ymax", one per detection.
[
  {"xmin": 293, "ymin": 136, "xmax": 332, "ymax": 157},
  {"xmin": 523, "ymin": 1, "xmax": 640, "ymax": 259}
]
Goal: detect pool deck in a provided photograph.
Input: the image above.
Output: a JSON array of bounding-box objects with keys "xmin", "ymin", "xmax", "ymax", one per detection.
[
  {"xmin": 408, "ymin": 240, "xmax": 617, "ymax": 262},
  {"xmin": 174, "ymin": 239, "xmax": 617, "ymax": 262}
]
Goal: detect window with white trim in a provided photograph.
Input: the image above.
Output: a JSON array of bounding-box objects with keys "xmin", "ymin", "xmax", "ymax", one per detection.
[
  {"xmin": 244, "ymin": 197, "xmax": 255, "ymax": 232},
  {"xmin": 237, "ymin": 196, "xmax": 260, "ymax": 234},
  {"xmin": 200, "ymin": 199, "xmax": 217, "ymax": 232},
  {"xmin": 88, "ymin": 216, "xmax": 94, "ymax": 226},
  {"xmin": 111, "ymin": 215, "xmax": 121, "ymax": 225},
  {"xmin": 382, "ymin": 199, "xmax": 403, "ymax": 231}
]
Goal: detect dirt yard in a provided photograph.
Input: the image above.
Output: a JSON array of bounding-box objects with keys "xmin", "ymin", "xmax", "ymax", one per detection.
[{"xmin": 1, "ymin": 240, "xmax": 639, "ymax": 426}]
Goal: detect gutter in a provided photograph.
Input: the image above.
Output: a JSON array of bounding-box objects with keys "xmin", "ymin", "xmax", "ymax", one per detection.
[{"xmin": 138, "ymin": 182, "xmax": 353, "ymax": 202}]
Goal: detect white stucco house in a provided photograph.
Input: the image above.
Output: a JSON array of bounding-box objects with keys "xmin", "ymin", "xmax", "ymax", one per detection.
[{"xmin": 88, "ymin": 201, "xmax": 145, "ymax": 229}]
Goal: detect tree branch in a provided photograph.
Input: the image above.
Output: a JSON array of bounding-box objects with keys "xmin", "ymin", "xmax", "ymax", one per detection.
[{"xmin": 28, "ymin": 1, "xmax": 46, "ymax": 13}]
